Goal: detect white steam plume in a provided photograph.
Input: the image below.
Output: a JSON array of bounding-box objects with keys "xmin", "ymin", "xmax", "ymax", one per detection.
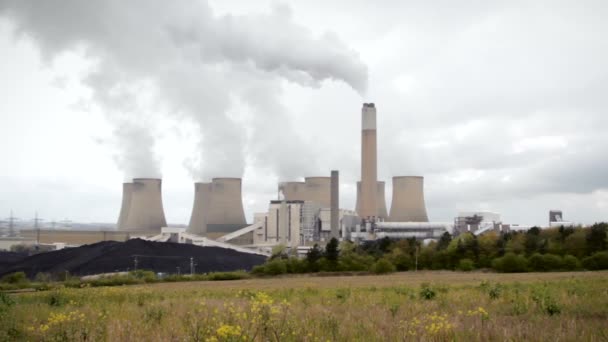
[{"xmin": 0, "ymin": 0, "xmax": 367, "ymax": 180}]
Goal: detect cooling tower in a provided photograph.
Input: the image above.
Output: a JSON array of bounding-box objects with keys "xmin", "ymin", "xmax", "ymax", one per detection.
[
  {"xmin": 305, "ymin": 177, "xmax": 331, "ymax": 208},
  {"xmin": 388, "ymin": 176, "xmax": 429, "ymax": 222},
  {"xmin": 206, "ymin": 178, "xmax": 247, "ymax": 225},
  {"xmin": 279, "ymin": 181, "xmax": 307, "ymax": 201},
  {"xmin": 122, "ymin": 178, "xmax": 167, "ymax": 233},
  {"xmin": 377, "ymin": 181, "xmax": 388, "ymax": 219},
  {"xmin": 187, "ymin": 182, "xmax": 212, "ymax": 235},
  {"xmin": 356, "ymin": 181, "xmax": 388, "ymax": 219},
  {"xmin": 330, "ymin": 170, "xmax": 339, "ymax": 239},
  {"xmin": 116, "ymin": 182, "xmax": 133, "ymax": 230},
  {"xmin": 360, "ymin": 103, "xmax": 378, "ymax": 218}
]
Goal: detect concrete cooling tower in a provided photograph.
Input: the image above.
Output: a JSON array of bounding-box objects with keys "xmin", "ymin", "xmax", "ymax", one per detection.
[
  {"xmin": 187, "ymin": 182, "xmax": 212, "ymax": 235},
  {"xmin": 279, "ymin": 181, "xmax": 307, "ymax": 201},
  {"xmin": 305, "ymin": 177, "xmax": 331, "ymax": 208},
  {"xmin": 360, "ymin": 103, "xmax": 378, "ymax": 219},
  {"xmin": 356, "ymin": 181, "xmax": 388, "ymax": 219},
  {"xmin": 377, "ymin": 181, "xmax": 388, "ymax": 219},
  {"xmin": 116, "ymin": 182, "xmax": 133, "ymax": 230},
  {"xmin": 388, "ymin": 176, "xmax": 429, "ymax": 222},
  {"xmin": 121, "ymin": 178, "xmax": 167, "ymax": 233},
  {"xmin": 206, "ymin": 178, "xmax": 247, "ymax": 225}
]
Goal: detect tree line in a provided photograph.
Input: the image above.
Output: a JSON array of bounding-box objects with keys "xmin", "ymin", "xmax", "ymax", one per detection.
[{"xmin": 252, "ymin": 223, "xmax": 608, "ymax": 275}]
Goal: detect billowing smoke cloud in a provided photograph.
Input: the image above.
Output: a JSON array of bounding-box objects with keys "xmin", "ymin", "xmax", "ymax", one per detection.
[{"xmin": 0, "ymin": 0, "xmax": 367, "ymax": 180}]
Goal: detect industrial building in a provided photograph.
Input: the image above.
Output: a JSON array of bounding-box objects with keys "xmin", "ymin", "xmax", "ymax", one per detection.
[{"xmin": 549, "ymin": 210, "xmax": 574, "ymax": 227}]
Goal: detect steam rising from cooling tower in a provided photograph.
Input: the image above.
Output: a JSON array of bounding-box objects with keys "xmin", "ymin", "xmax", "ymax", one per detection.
[
  {"xmin": 0, "ymin": 2, "xmax": 369, "ymax": 182},
  {"xmin": 388, "ymin": 176, "xmax": 429, "ymax": 222},
  {"xmin": 120, "ymin": 178, "xmax": 167, "ymax": 232}
]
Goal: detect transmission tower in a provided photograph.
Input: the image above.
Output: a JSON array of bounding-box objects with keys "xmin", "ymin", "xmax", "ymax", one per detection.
[{"xmin": 3, "ymin": 211, "xmax": 19, "ymax": 237}]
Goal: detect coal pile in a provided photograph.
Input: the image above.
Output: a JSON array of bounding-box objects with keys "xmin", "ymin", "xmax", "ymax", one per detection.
[
  {"xmin": 0, "ymin": 239, "xmax": 267, "ymax": 279},
  {"xmin": 0, "ymin": 251, "xmax": 28, "ymax": 270}
]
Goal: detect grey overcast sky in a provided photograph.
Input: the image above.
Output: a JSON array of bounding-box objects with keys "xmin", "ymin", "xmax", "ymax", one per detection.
[{"xmin": 0, "ymin": 0, "xmax": 607, "ymax": 226}]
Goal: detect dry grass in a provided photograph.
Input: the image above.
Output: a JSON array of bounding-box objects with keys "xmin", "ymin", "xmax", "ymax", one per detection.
[
  {"xmin": 1, "ymin": 271, "xmax": 607, "ymax": 341},
  {"xmin": 150, "ymin": 270, "xmax": 607, "ymax": 291}
]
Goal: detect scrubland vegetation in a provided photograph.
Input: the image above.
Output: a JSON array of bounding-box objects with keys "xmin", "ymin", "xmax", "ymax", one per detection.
[
  {"xmin": 0, "ymin": 271, "xmax": 607, "ymax": 341},
  {"xmin": 253, "ymin": 224, "xmax": 608, "ymax": 275}
]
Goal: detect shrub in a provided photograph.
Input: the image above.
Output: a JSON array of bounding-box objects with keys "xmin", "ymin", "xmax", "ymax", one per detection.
[
  {"xmin": 528, "ymin": 253, "xmax": 545, "ymax": 271},
  {"xmin": 562, "ymin": 255, "xmax": 581, "ymax": 270},
  {"xmin": 542, "ymin": 254, "xmax": 564, "ymax": 271},
  {"xmin": 457, "ymin": 258, "xmax": 475, "ymax": 272},
  {"xmin": 371, "ymin": 258, "xmax": 396, "ymax": 274},
  {"xmin": 489, "ymin": 285, "xmax": 501, "ymax": 300},
  {"xmin": 582, "ymin": 251, "xmax": 608, "ymax": 270},
  {"xmin": 263, "ymin": 259, "xmax": 288, "ymax": 275},
  {"xmin": 47, "ymin": 291, "xmax": 67, "ymax": 307},
  {"xmin": 34, "ymin": 272, "xmax": 52, "ymax": 283},
  {"xmin": 251, "ymin": 265, "xmax": 267, "ymax": 275},
  {"xmin": 492, "ymin": 253, "xmax": 528, "ymax": 273},
  {"xmin": 545, "ymin": 301, "xmax": 561, "ymax": 316},
  {"xmin": 1, "ymin": 272, "xmax": 28, "ymax": 284},
  {"xmin": 419, "ymin": 283, "xmax": 436, "ymax": 300},
  {"xmin": 206, "ymin": 271, "xmax": 250, "ymax": 281}
]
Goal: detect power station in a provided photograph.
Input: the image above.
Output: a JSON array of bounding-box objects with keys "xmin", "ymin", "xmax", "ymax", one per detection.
[{"xmin": 9, "ymin": 102, "xmax": 448, "ymax": 254}]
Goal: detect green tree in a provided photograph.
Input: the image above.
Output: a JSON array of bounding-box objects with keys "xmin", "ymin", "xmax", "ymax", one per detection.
[
  {"xmin": 457, "ymin": 258, "xmax": 475, "ymax": 271},
  {"xmin": 582, "ymin": 251, "xmax": 608, "ymax": 270},
  {"xmin": 306, "ymin": 244, "xmax": 323, "ymax": 272},
  {"xmin": 478, "ymin": 231, "xmax": 499, "ymax": 267},
  {"xmin": 587, "ymin": 223, "xmax": 607, "ymax": 254},
  {"xmin": 388, "ymin": 248, "xmax": 413, "ymax": 271},
  {"xmin": 564, "ymin": 230, "xmax": 587, "ymax": 258},
  {"xmin": 492, "ymin": 253, "xmax": 528, "ymax": 273},
  {"xmin": 436, "ymin": 232, "xmax": 452, "ymax": 251},
  {"xmin": 562, "ymin": 255, "xmax": 581, "ymax": 270},
  {"xmin": 505, "ymin": 233, "xmax": 525, "ymax": 254},
  {"xmin": 324, "ymin": 238, "xmax": 339, "ymax": 263},
  {"xmin": 371, "ymin": 258, "xmax": 396, "ymax": 274}
]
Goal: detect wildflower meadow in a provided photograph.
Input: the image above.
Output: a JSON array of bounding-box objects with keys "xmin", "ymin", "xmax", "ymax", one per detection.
[{"xmin": 0, "ymin": 271, "xmax": 606, "ymax": 341}]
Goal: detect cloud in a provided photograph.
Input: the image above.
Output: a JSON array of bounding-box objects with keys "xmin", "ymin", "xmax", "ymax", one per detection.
[{"xmin": 0, "ymin": 0, "xmax": 367, "ymax": 180}]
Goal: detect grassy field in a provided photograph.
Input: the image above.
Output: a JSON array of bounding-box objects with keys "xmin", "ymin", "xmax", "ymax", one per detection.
[{"xmin": 1, "ymin": 271, "xmax": 607, "ymax": 341}]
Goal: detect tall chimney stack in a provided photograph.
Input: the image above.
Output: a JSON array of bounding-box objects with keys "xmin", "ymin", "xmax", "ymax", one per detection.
[
  {"xmin": 330, "ymin": 170, "xmax": 339, "ymax": 239},
  {"xmin": 360, "ymin": 103, "xmax": 378, "ymax": 219}
]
